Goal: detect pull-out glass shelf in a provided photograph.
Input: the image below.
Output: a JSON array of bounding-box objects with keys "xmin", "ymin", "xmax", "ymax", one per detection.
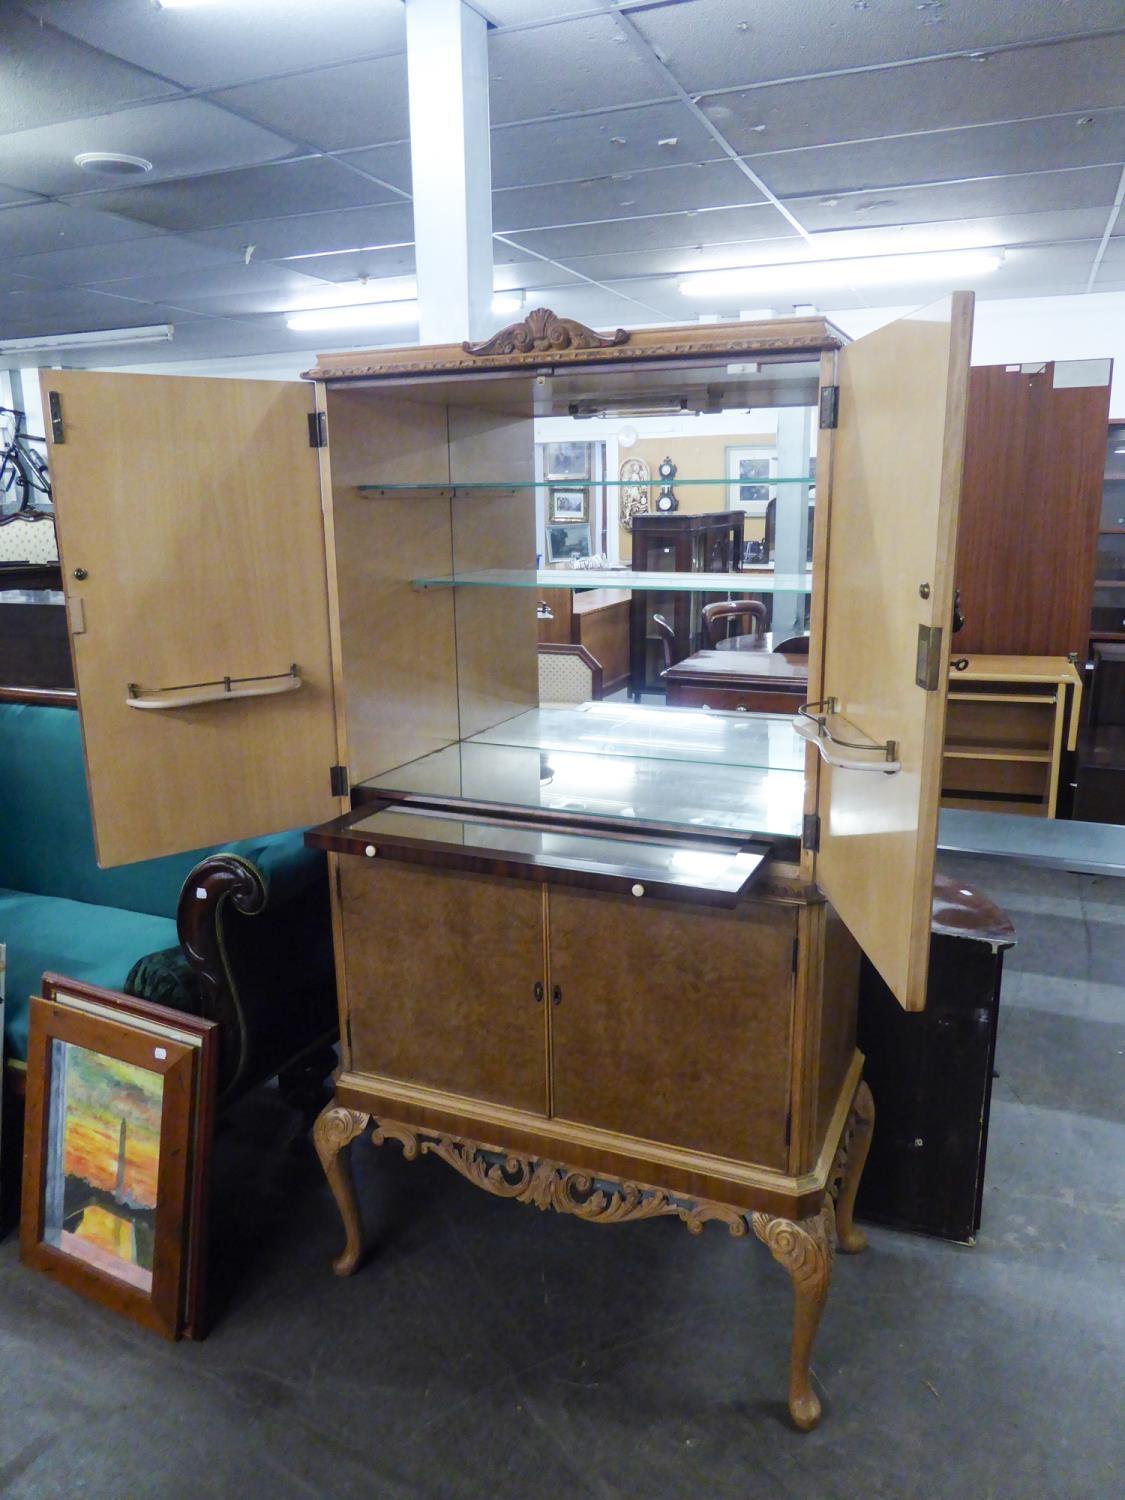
[
  {"xmin": 359, "ymin": 477, "xmax": 814, "ymax": 493},
  {"xmin": 358, "ymin": 704, "xmax": 806, "ymax": 844},
  {"xmin": 412, "ymin": 568, "xmax": 813, "ymax": 592},
  {"xmin": 309, "ymin": 800, "xmax": 771, "ymax": 907}
]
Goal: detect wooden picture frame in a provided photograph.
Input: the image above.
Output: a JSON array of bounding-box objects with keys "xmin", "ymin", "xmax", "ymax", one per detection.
[
  {"xmin": 545, "ymin": 522, "xmax": 592, "ymax": 563},
  {"xmin": 20, "ymin": 976, "xmax": 218, "ymax": 1340},
  {"xmin": 549, "ymin": 485, "xmax": 588, "ymax": 522},
  {"xmin": 543, "ymin": 441, "xmax": 590, "ymax": 480}
]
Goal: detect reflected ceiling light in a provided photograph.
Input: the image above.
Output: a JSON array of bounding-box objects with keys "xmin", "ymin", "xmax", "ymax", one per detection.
[
  {"xmin": 680, "ymin": 249, "xmax": 1004, "ymax": 297},
  {"xmin": 287, "ymin": 295, "xmax": 523, "ymax": 333},
  {"xmin": 0, "ymin": 324, "xmax": 173, "ymax": 354}
]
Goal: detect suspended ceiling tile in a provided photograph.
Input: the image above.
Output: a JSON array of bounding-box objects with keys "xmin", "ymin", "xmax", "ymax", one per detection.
[
  {"xmin": 3, "ymin": 234, "xmax": 241, "ymax": 290},
  {"xmin": 0, "ymin": 201, "xmax": 163, "ymax": 257},
  {"xmin": 509, "ymin": 203, "xmax": 794, "ymax": 260},
  {"xmin": 786, "ymin": 166, "xmax": 1123, "ymax": 231},
  {"xmin": 747, "ymin": 111, "xmax": 1125, "ymax": 199},
  {"xmin": 79, "ymin": 157, "xmax": 404, "ymax": 236},
  {"xmin": 494, "ymin": 162, "xmax": 763, "ymax": 234},
  {"xmin": 189, "ymin": 202, "xmax": 416, "ymax": 262},
  {"xmin": 265, "ymin": 244, "xmax": 417, "ymax": 285},
  {"xmin": 711, "ymin": 44, "xmax": 1125, "ymax": 158},
  {"xmin": 76, "ymin": 262, "xmax": 335, "ymax": 318},
  {"xmin": 488, "ymin": 1, "xmax": 606, "ymax": 21},
  {"xmin": 631, "ymin": 0, "xmax": 1125, "ymax": 92},
  {"xmin": 801, "ymin": 207, "xmax": 1110, "ymax": 260},
  {"xmin": 0, "ymin": 98, "xmax": 301, "ymax": 199},
  {"xmin": 491, "ymin": 103, "xmax": 716, "ymax": 189},
  {"xmin": 491, "ymin": 258, "xmax": 585, "ymax": 292},
  {"xmin": 329, "ymin": 143, "xmax": 413, "ymax": 196},
  {"xmin": 0, "ymin": 183, "xmax": 41, "ymax": 210},
  {"xmin": 0, "ymin": 9, "xmax": 180, "ymax": 135},
  {"xmin": 0, "ymin": 285, "xmax": 188, "ymax": 340},
  {"xmin": 0, "ymin": 268, "xmax": 52, "ymax": 295},
  {"xmin": 208, "ymin": 54, "xmax": 410, "ymax": 155},
  {"xmin": 489, "ymin": 13, "xmax": 669, "ymax": 126},
  {"xmin": 24, "ymin": 0, "xmax": 407, "ymax": 91},
  {"xmin": 547, "ymin": 236, "xmax": 811, "ymax": 282}
]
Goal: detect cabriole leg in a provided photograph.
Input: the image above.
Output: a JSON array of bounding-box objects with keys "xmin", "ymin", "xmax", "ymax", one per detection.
[
  {"xmin": 752, "ymin": 1201, "xmax": 835, "ymax": 1431},
  {"xmin": 834, "ymin": 1080, "xmax": 875, "ymax": 1254},
  {"xmin": 313, "ymin": 1102, "xmax": 371, "ymax": 1276}
]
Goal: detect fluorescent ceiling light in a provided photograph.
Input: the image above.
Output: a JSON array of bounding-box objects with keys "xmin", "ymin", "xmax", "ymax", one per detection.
[
  {"xmin": 0, "ymin": 324, "xmax": 174, "ymax": 353},
  {"xmin": 287, "ymin": 302, "xmax": 418, "ymax": 334},
  {"xmin": 680, "ymin": 250, "xmax": 1004, "ymax": 298},
  {"xmin": 287, "ymin": 295, "xmax": 523, "ymax": 333}
]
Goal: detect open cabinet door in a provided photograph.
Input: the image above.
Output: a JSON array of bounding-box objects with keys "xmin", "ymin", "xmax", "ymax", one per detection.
[
  {"xmin": 43, "ymin": 371, "xmax": 342, "ymax": 866},
  {"xmin": 813, "ymin": 293, "xmax": 973, "ymax": 1011}
]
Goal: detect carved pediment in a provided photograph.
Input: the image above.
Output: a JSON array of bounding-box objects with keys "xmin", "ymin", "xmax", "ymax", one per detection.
[{"xmin": 463, "ymin": 306, "xmax": 628, "ymax": 358}]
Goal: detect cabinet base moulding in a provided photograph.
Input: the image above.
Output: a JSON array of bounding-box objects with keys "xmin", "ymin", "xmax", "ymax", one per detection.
[{"xmin": 312, "ymin": 1077, "xmax": 874, "ymax": 1433}]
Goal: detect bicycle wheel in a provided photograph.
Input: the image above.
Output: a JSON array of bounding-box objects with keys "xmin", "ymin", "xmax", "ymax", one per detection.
[
  {"xmin": 0, "ymin": 445, "xmax": 28, "ymax": 515},
  {"xmin": 19, "ymin": 442, "xmax": 51, "ymax": 502}
]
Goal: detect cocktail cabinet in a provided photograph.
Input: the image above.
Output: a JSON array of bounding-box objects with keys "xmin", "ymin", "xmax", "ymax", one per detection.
[{"xmin": 41, "ymin": 299, "xmax": 973, "ymax": 1430}]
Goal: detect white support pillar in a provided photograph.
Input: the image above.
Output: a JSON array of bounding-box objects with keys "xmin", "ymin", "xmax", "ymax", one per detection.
[{"xmin": 405, "ymin": 0, "xmax": 495, "ymax": 345}]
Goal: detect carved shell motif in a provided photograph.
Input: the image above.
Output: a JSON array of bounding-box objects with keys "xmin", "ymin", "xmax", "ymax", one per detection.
[{"xmin": 463, "ymin": 307, "xmax": 629, "ymax": 357}]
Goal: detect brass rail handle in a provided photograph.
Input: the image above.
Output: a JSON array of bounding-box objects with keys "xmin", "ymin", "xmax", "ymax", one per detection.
[
  {"xmin": 793, "ymin": 699, "xmax": 900, "ymax": 774},
  {"xmin": 126, "ymin": 664, "xmax": 301, "ymax": 711}
]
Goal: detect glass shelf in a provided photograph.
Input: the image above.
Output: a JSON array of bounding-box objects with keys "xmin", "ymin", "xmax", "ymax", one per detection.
[
  {"xmin": 359, "ymin": 477, "xmax": 814, "ymax": 493},
  {"xmin": 359, "ymin": 704, "xmax": 807, "ymax": 843},
  {"xmin": 412, "ymin": 568, "xmax": 814, "ymax": 593}
]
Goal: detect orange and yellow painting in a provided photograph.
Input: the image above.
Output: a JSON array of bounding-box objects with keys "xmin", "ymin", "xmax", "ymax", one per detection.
[{"xmin": 43, "ymin": 1042, "xmax": 163, "ymax": 1292}]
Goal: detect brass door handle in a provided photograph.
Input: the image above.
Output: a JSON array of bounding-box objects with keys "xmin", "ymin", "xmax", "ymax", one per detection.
[
  {"xmin": 533, "ymin": 981, "xmax": 544, "ymax": 1004},
  {"xmin": 552, "ymin": 984, "xmax": 562, "ymax": 1006}
]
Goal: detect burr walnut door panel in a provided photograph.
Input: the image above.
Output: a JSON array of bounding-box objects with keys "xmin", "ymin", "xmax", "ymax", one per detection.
[
  {"xmin": 547, "ymin": 888, "xmax": 796, "ymax": 1168},
  {"xmin": 339, "ymin": 859, "xmax": 548, "ymax": 1114}
]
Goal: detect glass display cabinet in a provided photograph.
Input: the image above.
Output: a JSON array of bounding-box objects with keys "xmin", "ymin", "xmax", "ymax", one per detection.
[
  {"xmin": 40, "ymin": 299, "xmax": 973, "ymax": 1431},
  {"xmin": 1092, "ymin": 421, "xmax": 1125, "ymax": 644},
  {"xmin": 628, "ymin": 510, "xmax": 747, "ymax": 696}
]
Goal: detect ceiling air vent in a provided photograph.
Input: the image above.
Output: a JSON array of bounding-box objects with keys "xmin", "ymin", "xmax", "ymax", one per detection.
[{"xmin": 74, "ymin": 153, "xmax": 154, "ymax": 177}]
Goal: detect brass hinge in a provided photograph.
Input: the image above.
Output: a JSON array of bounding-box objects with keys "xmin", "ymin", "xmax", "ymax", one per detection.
[
  {"xmin": 48, "ymin": 391, "xmax": 65, "ymax": 443},
  {"xmin": 801, "ymin": 812, "xmax": 820, "ymax": 852},
  {"xmin": 308, "ymin": 411, "xmax": 328, "ymax": 448},
  {"xmin": 329, "ymin": 763, "xmax": 349, "ymax": 797},
  {"xmin": 818, "ymin": 385, "xmax": 839, "ymax": 429},
  {"xmin": 915, "ymin": 623, "xmax": 944, "ymax": 691}
]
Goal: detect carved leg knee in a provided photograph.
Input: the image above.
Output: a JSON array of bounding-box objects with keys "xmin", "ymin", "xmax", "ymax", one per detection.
[
  {"xmin": 312, "ymin": 1103, "xmax": 370, "ymax": 1277},
  {"xmin": 752, "ymin": 1201, "xmax": 835, "ymax": 1432},
  {"xmin": 833, "ymin": 1080, "xmax": 875, "ymax": 1255}
]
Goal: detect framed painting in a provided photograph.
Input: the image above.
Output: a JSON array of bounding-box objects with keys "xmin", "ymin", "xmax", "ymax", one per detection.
[
  {"xmin": 543, "ymin": 442, "xmax": 590, "ymax": 480},
  {"xmin": 727, "ymin": 446, "xmax": 777, "ymax": 517},
  {"xmin": 550, "ymin": 486, "xmax": 588, "ymax": 522},
  {"xmin": 545, "ymin": 522, "xmax": 592, "ymax": 563},
  {"xmin": 20, "ymin": 976, "xmax": 218, "ymax": 1340}
]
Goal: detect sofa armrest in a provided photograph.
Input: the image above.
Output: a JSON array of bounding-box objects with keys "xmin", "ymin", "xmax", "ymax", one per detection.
[{"xmin": 176, "ymin": 848, "xmax": 337, "ymax": 1101}]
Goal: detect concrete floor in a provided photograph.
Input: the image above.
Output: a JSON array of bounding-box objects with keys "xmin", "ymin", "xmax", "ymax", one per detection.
[{"xmin": 0, "ymin": 855, "xmax": 1122, "ymax": 1499}]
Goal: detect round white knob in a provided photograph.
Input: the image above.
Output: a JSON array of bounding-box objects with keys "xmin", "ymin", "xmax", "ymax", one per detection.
[
  {"xmin": 364, "ymin": 844, "xmax": 377, "ymax": 858},
  {"xmin": 631, "ymin": 883, "xmax": 645, "ymax": 898}
]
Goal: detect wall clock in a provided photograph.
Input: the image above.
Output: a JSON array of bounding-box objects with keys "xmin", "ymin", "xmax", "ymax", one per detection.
[{"xmin": 655, "ymin": 455, "xmax": 679, "ymax": 512}]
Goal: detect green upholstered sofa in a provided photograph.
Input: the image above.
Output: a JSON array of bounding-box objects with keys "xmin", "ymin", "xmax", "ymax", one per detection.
[{"xmin": 0, "ymin": 700, "xmax": 337, "ymax": 1103}]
